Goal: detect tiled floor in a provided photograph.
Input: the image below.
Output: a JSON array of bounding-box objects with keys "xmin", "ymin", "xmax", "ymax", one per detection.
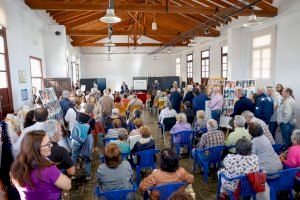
[{"xmin": 69, "ymin": 110, "xmax": 218, "ymax": 200}]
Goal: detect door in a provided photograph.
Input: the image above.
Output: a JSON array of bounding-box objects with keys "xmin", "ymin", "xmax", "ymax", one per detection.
[{"xmin": 0, "ymin": 27, "xmax": 13, "ymax": 120}]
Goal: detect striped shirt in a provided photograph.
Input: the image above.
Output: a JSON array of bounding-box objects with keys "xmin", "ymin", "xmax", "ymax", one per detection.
[
  {"xmin": 251, "ymin": 117, "xmax": 275, "ymax": 144},
  {"xmin": 197, "ymin": 130, "xmax": 225, "ymax": 150}
]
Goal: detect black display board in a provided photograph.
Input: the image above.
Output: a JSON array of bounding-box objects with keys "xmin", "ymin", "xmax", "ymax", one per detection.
[
  {"xmin": 97, "ymin": 78, "xmax": 106, "ymax": 92},
  {"xmin": 147, "ymin": 77, "xmax": 164, "ymax": 91},
  {"xmin": 80, "ymin": 78, "xmax": 106, "ymax": 92},
  {"xmin": 163, "ymin": 76, "xmax": 180, "ymax": 90}
]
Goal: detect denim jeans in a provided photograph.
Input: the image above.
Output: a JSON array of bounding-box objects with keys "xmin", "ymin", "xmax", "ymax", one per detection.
[
  {"xmin": 280, "ymin": 122, "xmax": 295, "ymax": 147},
  {"xmin": 269, "ymin": 121, "xmax": 278, "ymax": 139},
  {"xmin": 211, "ymin": 109, "xmax": 222, "ymax": 126},
  {"xmin": 71, "ymin": 137, "xmax": 92, "ymax": 175}
]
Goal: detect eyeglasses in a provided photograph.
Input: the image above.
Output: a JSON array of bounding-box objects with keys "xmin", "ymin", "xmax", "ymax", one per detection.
[{"xmin": 41, "ymin": 141, "xmax": 52, "ymax": 148}]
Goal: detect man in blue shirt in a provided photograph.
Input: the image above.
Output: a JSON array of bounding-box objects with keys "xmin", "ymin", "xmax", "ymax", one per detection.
[
  {"xmin": 59, "ymin": 90, "xmax": 74, "ymax": 116},
  {"xmin": 254, "ymin": 87, "xmax": 274, "ymax": 124},
  {"xmin": 170, "ymin": 85, "xmax": 182, "ymax": 113},
  {"xmin": 192, "ymin": 86, "xmax": 209, "ymax": 112},
  {"xmin": 230, "ymin": 88, "xmax": 254, "ymax": 118}
]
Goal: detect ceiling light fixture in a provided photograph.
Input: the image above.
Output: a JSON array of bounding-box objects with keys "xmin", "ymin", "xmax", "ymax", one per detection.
[
  {"xmin": 152, "ymin": 15, "xmax": 157, "ymax": 30},
  {"xmin": 204, "ymin": 27, "xmax": 210, "ymax": 35},
  {"xmin": 223, "ymin": 20, "xmax": 228, "ymax": 27},
  {"xmin": 188, "ymin": 38, "xmax": 198, "ymax": 47},
  {"xmin": 168, "ymin": 49, "xmax": 172, "ymax": 54},
  {"xmin": 242, "ymin": 6, "xmax": 262, "ymax": 28},
  {"xmin": 104, "ymin": 39, "xmax": 116, "ymax": 47},
  {"xmin": 100, "ymin": 0, "xmax": 121, "ymax": 24}
]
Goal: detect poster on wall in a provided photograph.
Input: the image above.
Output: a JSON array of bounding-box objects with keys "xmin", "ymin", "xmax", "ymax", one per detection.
[
  {"xmin": 39, "ymin": 87, "xmax": 64, "ymax": 124},
  {"xmin": 223, "ymin": 79, "xmax": 256, "ymax": 116}
]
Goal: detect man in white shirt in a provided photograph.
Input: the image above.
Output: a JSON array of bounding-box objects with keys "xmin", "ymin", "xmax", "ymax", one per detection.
[
  {"xmin": 65, "ymin": 96, "xmax": 84, "ymax": 132},
  {"xmin": 13, "ymin": 108, "xmax": 48, "ymax": 156},
  {"xmin": 158, "ymin": 102, "xmax": 177, "ymax": 124}
]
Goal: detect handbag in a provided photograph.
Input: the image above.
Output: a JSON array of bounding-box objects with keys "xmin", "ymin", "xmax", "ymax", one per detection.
[{"xmin": 247, "ymin": 171, "xmax": 266, "ymax": 192}]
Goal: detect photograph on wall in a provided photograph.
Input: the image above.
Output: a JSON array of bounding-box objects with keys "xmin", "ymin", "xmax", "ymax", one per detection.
[{"xmin": 21, "ymin": 89, "xmax": 28, "ymax": 100}]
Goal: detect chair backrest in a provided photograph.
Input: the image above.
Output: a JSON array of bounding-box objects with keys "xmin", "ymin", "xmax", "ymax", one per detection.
[
  {"xmin": 103, "ymin": 137, "xmax": 118, "ymax": 146},
  {"xmin": 158, "ymin": 100, "xmax": 165, "ymax": 109},
  {"xmin": 173, "ymin": 131, "xmax": 194, "ymax": 145},
  {"xmin": 148, "ymin": 182, "xmax": 186, "ymax": 200},
  {"xmin": 95, "ymin": 184, "xmax": 137, "ymax": 200},
  {"xmin": 272, "ymin": 144, "xmax": 287, "ymax": 155},
  {"xmin": 100, "ymin": 152, "xmax": 130, "ymax": 163},
  {"xmin": 162, "ymin": 117, "xmax": 176, "ymax": 131},
  {"xmin": 219, "ymin": 173, "xmax": 256, "ymax": 198},
  {"xmin": 197, "ymin": 146, "xmax": 226, "ymax": 163},
  {"xmin": 135, "ymin": 149, "xmax": 160, "ymax": 168},
  {"xmin": 130, "ymin": 105, "xmax": 141, "ymax": 112},
  {"xmin": 267, "ymin": 168, "xmax": 300, "ymax": 190}
]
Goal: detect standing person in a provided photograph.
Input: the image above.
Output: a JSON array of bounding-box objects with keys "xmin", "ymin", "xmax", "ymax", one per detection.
[
  {"xmin": 170, "ymin": 85, "xmax": 182, "ymax": 113},
  {"xmin": 152, "ymin": 80, "xmax": 160, "ymax": 94},
  {"xmin": 121, "ymin": 93, "xmax": 130, "ymax": 108},
  {"xmin": 182, "ymin": 85, "xmax": 194, "ymax": 105},
  {"xmin": 10, "ymin": 131, "xmax": 71, "ymax": 200},
  {"xmin": 120, "ymin": 81, "xmax": 129, "ymax": 94},
  {"xmin": 127, "ymin": 95, "xmax": 144, "ymax": 111},
  {"xmin": 276, "ymin": 84, "xmax": 284, "ymax": 95},
  {"xmin": 182, "ymin": 101, "xmax": 195, "ymax": 125},
  {"xmin": 278, "ymin": 88, "xmax": 296, "ymax": 147},
  {"xmin": 192, "ymin": 86, "xmax": 209, "ymax": 112},
  {"xmin": 267, "ymin": 86, "xmax": 282, "ymax": 138},
  {"xmin": 99, "ymin": 89, "xmax": 114, "ymax": 121},
  {"xmin": 71, "ymin": 104, "xmax": 95, "ymax": 180},
  {"xmin": 208, "ymin": 87, "xmax": 224, "ymax": 125},
  {"xmin": 86, "ymin": 94, "xmax": 101, "ymax": 117},
  {"xmin": 254, "ymin": 87, "xmax": 274, "ymax": 124},
  {"xmin": 65, "ymin": 96, "xmax": 84, "ymax": 134},
  {"xmin": 59, "ymin": 90, "xmax": 74, "ymax": 117},
  {"xmin": 230, "ymin": 87, "xmax": 254, "ymax": 118}
]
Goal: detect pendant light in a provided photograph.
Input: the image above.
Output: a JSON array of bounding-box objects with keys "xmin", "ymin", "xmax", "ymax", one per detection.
[
  {"xmin": 242, "ymin": 7, "xmax": 262, "ymax": 28},
  {"xmin": 152, "ymin": 15, "xmax": 157, "ymax": 30},
  {"xmin": 100, "ymin": 0, "xmax": 121, "ymax": 24}
]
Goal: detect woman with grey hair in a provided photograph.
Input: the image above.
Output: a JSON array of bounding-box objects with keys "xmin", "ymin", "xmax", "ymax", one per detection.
[
  {"xmin": 219, "ymin": 138, "xmax": 259, "ymax": 193},
  {"xmin": 225, "ymin": 115, "xmax": 251, "ymax": 153},
  {"xmin": 170, "ymin": 113, "xmax": 193, "ymax": 148},
  {"xmin": 158, "ymin": 101, "xmax": 177, "ymax": 124},
  {"xmin": 280, "ymin": 130, "xmax": 300, "ymax": 181},
  {"xmin": 45, "ymin": 120, "xmax": 75, "ymax": 176}
]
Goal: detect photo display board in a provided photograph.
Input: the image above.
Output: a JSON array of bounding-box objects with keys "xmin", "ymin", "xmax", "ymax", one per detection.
[
  {"xmin": 223, "ymin": 80, "xmax": 256, "ymax": 116},
  {"xmin": 39, "ymin": 87, "xmax": 64, "ymax": 124}
]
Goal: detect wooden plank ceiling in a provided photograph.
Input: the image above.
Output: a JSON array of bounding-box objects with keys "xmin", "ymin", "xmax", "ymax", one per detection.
[{"xmin": 25, "ymin": 0, "xmax": 277, "ymax": 47}]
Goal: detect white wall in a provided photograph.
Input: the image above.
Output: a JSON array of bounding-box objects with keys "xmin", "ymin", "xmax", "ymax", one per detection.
[
  {"xmin": 0, "ymin": 0, "xmax": 80, "ymax": 111},
  {"xmin": 80, "ymin": 52, "xmax": 175, "ymax": 91}
]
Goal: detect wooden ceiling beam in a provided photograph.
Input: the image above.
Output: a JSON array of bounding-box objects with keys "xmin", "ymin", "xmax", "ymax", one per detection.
[
  {"xmin": 71, "ymin": 42, "xmax": 186, "ymax": 47},
  {"xmin": 67, "ymin": 29, "xmax": 219, "ymax": 37}
]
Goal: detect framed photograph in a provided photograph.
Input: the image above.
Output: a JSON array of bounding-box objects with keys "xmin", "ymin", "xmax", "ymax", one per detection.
[
  {"xmin": 18, "ymin": 70, "xmax": 27, "ymax": 83},
  {"xmin": 21, "ymin": 89, "xmax": 28, "ymax": 100}
]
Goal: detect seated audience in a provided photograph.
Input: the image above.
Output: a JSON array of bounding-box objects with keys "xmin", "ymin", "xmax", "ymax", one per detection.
[
  {"xmin": 23, "ymin": 110, "xmax": 36, "ymax": 129},
  {"xmin": 127, "ymin": 109, "xmax": 143, "ymax": 131},
  {"xmin": 159, "ymin": 92, "xmax": 170, "ymax": 106},
  {"xmin": 242, "ymin": 111, "xmax": 275, "ymax": 144},
  {"xmin": 158, "ymin": 102, "xmax": 177, "ymax": 124},
  {"xmin": 249, "ymin": 122, "xmax": 282, "ymax": 174},
  {"xmin": 225, "ymin": 115, "xmax": 251, "ymax": 153},
  {"xmin": 192, "ymin": 119, "xmax": 224, "ymax": 158},
  {"xmin": 170, "ymin": 113, "xmax": 192, "ymax": 135},
  {"xmin": 10, "ymin": 131, "xmax": 71, "ymax": 199},
  {"xmin": 153, "ymin": 90, "xmax": 162, "ymax": 106},
  {"xmin": 127, "ymin": 95, "xmax": 144, "ymax": 111},
  {"xmin": 139, "ymin": 149, "xmax": 194, "ymax": 200},
  {"xmin": 106, "ymin": 108, "xmax": 127, "ymax": 129},
  {"xmin": 106, "ymin": 119, "xmax": 123, "ymax": 139},
  {"xmin": 45, "ymin": 120, "xmax": 75, "ymax": 176},
  {"xmin": 170, "ymin": 190, "xmax": 194, "ymax": 200},
  {"xmin": 182, "ymin": 101, "xmax": 195, "ymax": 125},
  {"xmin": 131, "ymin": 126, "xmax": 155, "ymax": 154},
  {"xmin": 280, "ymin": 130, "xmax": 300, "ymax": 181},
  {"xmin": 129, "ymin": 118, "xmax": 143, "ymax": 137},
  {"xmin": 97, "ymin": 143, "xmax": 134, "ymax": 191},
  {"xmin": 219, "ymin": 138, "xmax": 259, "ymax": 192},
  {"xmin": 111, "ymin": 132, "xmax": 131, "ymax": 154},
  {"xmin": 13, "ymin": 108, "xmax": 49, "ymax": 156},
  {"xmin": 114, "ymin": 94, "xmax": 122, "ymax": 104},
  {"xmin": 194, "ymin": 110, "xmax": 208, "ymax": 133}
]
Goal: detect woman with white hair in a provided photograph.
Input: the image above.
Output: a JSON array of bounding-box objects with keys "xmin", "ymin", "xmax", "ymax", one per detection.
[
  {"xmin": 158, "ymin": 102, "xmax": 177, "ymax": 124},
  {"xmin": 183, "ymin": 85, "xmax": 194, "ymax": 104},
  {"xmin": 45, "ymin": 120, "xmax": 75, "ymax": 176},
  {"xmin": 170, "ymin": 113, "xmax": 193, "ymax": 145},
  {"xmin": 209, "ymin": 86, "xmax": 224, "ymax": 125}
]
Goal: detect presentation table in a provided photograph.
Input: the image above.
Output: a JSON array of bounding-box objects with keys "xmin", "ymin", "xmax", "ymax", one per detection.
[{"xmin": 136, "ymin": 92, "xmax": 147, "ymax": 104}]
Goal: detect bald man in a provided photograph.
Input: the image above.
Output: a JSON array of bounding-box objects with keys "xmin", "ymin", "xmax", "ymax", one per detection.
[{"xmin": 254, "ymin": 87, "xmax": 274, "ymax": 124}]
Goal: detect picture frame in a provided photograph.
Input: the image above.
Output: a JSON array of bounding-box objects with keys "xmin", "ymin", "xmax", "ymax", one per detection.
[
  {"xmin": 18, "ymin": 70, "xmax": 27, "ymax": 83},
  {"xmin": 21, "ymin": 89, "xmax": 28, "ymax": 100}
]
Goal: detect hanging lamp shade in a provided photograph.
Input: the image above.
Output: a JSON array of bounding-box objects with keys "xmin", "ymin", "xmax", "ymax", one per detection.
[
  {"xmin": 104, "ymin": 39, "xmax": 116, "ymax": 47},
  {"xmin": 242, "ymin": 14, "xmax": 262, "ymax": 28},
  {"xmin": 188, "ymin": 39, "xmax": 198, "ymax": 47},
  {"xmin": 100, "ymin": 8, "xmax": 121, "ymax": 24}
]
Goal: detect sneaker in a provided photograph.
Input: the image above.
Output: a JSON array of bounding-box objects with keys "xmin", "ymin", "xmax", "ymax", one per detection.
[{"xmin": 85, "ymin": 175, "xmax": 92, "ymax": 180}]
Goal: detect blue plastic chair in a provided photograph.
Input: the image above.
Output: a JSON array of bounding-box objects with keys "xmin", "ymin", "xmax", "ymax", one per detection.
[
  {"xmin": 103, "ymin": 137, "xmax": 118, "ymax": 146},
  {"xmin": 170, "ymin": 131, "xmax": 194, "ymax": 157},
  {"xmin": 134, "ymin": 149, "xmax": 160, "ymax": 184},
  {"xmin": 217, "ymin": 172, "xmax": 257, "ymax": 200},
  {"xmin": 267, "ymin": 168, "xmax": 300, "ymax": 200},
  {"xmin": 160, "ymin": 117, "xmax": 176, "ymax": 141},
  {"xmin": 144, "ymin": 182, "xmax": 186, "ymax": 200},
  {"xmin": 100, "ymin": 153, "xmax": 131, "ymax": 164},
  {"xmin": 272, "ymin": 144, "xmax": 287, "ymax": 155},
  {"xmin": 193, "ymin": 146, "xmax": 226, "ymax": 183},
  {"xmin": 94, "ymin": 181, "xmax": 138, "ymax": 200}
]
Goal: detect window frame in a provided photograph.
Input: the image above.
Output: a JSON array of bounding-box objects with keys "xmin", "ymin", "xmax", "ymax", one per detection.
[
  {"xmin": 201, "ymin": 49, "xmax": 210, "ymax": 83},
  {"xmin": 175, "ymin": 57, "xmax": 181, "ymax": 77},
  {"xmin": 186, "ymin": 53, "xmax": 193, "ymax": 84},
  {"xmin": 29, "ymin": 56, "xmax": 43, "ymax": 91},
  {"xmin": 221, "ymin": 46, "xmax": 228, "ymax": 79}
]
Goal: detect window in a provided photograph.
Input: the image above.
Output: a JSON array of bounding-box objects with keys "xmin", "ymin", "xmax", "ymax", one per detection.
[
  {"xmin": 175, "ymin": 57, "xmax": 181, "ymax": 76},
  {"xmin": 201, "ymin": 50, "xmax": 210, "ymax": 84},
  {"xmin": 186, "ymin": 54, "xmax": 193, "ymax": 84},
  {"xmin": 71, "ymin": 56, "xmax": 80, "ymax": 86},
  {"xmin": 221, "ymin": 46, "xmax": 228, "ymax": 79},
  {"xmin": 252, "ymin": 34, "xmax": 272, "ymax": 79},
  {"xmin": 30, "ymin": 57, "xmax": 43, "ymax": 92},
  {"xmin": 0, "ymin": 34, "xmax": 8, "ymax": 88}
]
